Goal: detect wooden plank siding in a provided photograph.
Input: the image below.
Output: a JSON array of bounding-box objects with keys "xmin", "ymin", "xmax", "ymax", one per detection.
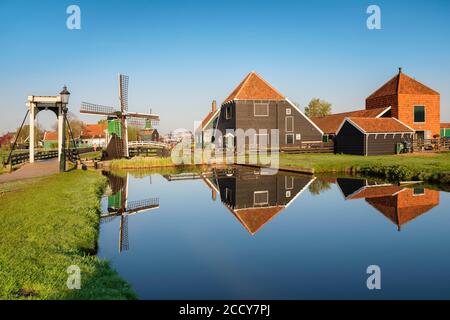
[
  {"xmin": 215, "ymin": 100, "xmax": 323, "ymax": 151},
  {"xmin": 216, "ymin": 170, "xmax": 313, "ymax": 209},
  {"xmin": 366, "ymin": 133, "xmax": 413, "ymax": 156},
  {"xmin": 334, "ymin": 121, "xmax": 366, "ymax": 155}
]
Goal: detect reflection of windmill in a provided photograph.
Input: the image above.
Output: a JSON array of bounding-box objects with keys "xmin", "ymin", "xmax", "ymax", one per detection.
[
  {"xmin": 101, "ymin": 172, "xmax": 159, "ymax": 253},
  {"xmin": 80, "ymin": 74, "xmax": 160, "ymax": 159}
]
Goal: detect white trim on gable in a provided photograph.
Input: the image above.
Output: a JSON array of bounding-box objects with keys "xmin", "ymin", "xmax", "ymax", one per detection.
[
  {"xmin": 375, "ymin": 106, "xmax": 392, "ymax": 118},
  {"xmin": 335, "ymin": 118, "xmax": 366, "ymax": 135},
  {"xmin": 201, "ymin": 109, "xmax": 220, "ymax": 130},
  {"xmin": 391, "ymin": 117, "xmax": 416, "ymax": 133},
  {"xmin": 285, "ymin": 98, "xmax": 324, "ymax": 135}
]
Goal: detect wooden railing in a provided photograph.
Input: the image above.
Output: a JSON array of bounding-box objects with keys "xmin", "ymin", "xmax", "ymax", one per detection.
[
  {"xmin": 281, "ymin": 142, "xmax": 334, "ymax": 154},
  {"xmin": 413, "ymin": 138, "xmax": 450, "ymax": 152},
  {"xmin": 3, "ymin": 147, "xmax": 95, "ymax": 167}
]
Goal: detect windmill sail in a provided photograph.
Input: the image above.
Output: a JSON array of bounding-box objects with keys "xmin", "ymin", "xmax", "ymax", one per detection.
[
  {"xmin": 119, "ymin": 74, "xmax": 129, "ymax": 112},
  {"xmin": 80, "ymin": 102, "xmax": 117, "ymax": 116}
]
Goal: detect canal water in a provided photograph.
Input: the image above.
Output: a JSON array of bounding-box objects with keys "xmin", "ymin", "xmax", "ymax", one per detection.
[{"xmin": 97, "ymin": 167, "xmax": 450, "ymax": 299}]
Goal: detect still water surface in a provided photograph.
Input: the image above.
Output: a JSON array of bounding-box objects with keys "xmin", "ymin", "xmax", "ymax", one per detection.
[{"xmin": 97, "ymin": 167, "xmax": 450, "ymax": 299}]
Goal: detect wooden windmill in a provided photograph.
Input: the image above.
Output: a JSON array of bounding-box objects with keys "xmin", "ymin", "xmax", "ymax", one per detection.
[
  {"xmin": 100, "ymin": 172, "xmax": 159, "ymax": 253},
  {"xmin": 80, "ymin": 74, "xmax": 160, "ymax": 159}
]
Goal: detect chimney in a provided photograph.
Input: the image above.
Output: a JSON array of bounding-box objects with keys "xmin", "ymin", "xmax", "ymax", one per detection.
[
  {"xmin": 399, "ymin": 67, "xmax": 403, "ymax": 74},
  {"xmin": 212, "ymin": 100, "xmax": 217, "ymax": 113}
]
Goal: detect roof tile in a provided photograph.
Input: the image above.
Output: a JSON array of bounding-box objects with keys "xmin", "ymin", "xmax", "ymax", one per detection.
[{"xmin": 223, "ymin": 72, "xmax": 285, "ymax": 104}]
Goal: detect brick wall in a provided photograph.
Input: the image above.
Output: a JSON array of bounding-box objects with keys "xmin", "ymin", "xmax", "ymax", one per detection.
[
  {"xmin": 398, "ymin": 94, "xmax": 440, "ymax": 137},
  {"xmin": 366, "ymin": 95, "xmax": 398, "ymax": 118},
  {"xmin": 366, "ymin": 94, "xmax": 440, "ymax": 137}
]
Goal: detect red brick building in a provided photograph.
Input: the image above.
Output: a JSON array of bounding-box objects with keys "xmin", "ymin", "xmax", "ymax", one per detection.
[{"xmin": 366, "ymin": 68, "xmax": 440, "ymax": 139}]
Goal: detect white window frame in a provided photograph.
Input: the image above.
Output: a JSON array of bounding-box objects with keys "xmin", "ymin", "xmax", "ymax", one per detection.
[
  {"xmin": 254, "ymin": 102, "xmax": 269, "ymax": 117},
  {"xmin": 254, "ymin": 191, "xmax": 269, "ymax": 206},
  {"xmin": 413, "ymin": 187, "xmax": 425, "ymax": 196},
  {"xmin": 286, "ymin": 191, "xmax": 291, "ymax": 198},
  {"xmin": 285, "ymin": 176, "xmax": 294, "ymax": 190},
  {"xmin": 413, "ymin": 105, "xmax": 426, "ymax": 124},
  {"xmin": 286, "ymin": 108, "xmax": 292, "ymax": 115},
  {"xmin": 285, "ymin": 116, "xmax": 294, "ymax": 132},
  {"xmin": 285, "ymin": 133, "xmax": 295, "ymax": 145}
]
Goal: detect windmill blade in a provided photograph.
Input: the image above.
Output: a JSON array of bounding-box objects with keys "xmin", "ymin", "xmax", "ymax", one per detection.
[
  {"xmin": 126, "ymin": 112, "xmax": 159, "ymax": 120},
  {"xmin": 119, "ymin": 215, "xmax": 129, "ymax": 253},
  {"xmin": 100, "ymin": 215, "xmax": 118, "ymax": 224},
  {"xmin": 126, "ymin": 117, "xmax": 147, "ymax": 128},
  {"xmin": 80, "ymin": 102, "xmax": 117, "ymax": 117},
  {"xmin": 126, "ymin": 198, "xmax": 159, "ymax": 215},
  {"xmin": 119, "ymin": 74, "xmax": 129, "ymax": 112},
  {"xmin": 128, "ymin": 115, "xmax": 160, "ymax": 127}
]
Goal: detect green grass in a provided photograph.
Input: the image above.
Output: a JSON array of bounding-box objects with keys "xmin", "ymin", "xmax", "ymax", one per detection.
[
  {"xmin": 0, "ymin": 170, "xmax": 136, "ymax": 300},
  {"xmin": 278, "ymin": 152, "xmax": 450, "ymax": 183},
  {"xmin": 79, "ymin": 151, "xmax": 102, "ymax": 161}
]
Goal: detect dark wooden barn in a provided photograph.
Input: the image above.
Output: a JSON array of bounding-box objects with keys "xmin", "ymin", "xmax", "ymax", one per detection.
[
  {"xmin": 334, "ymin": 117, "xmax": 414, "ymax": 156},
  {"xmin": 215, "ymin": 72, "xmax": 324, "ymax": 151}
]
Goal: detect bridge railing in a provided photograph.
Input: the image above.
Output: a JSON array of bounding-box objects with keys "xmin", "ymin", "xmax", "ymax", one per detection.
[{"xmin": 3, "ymin": 148, "xmax": 95, "ymax": 167}]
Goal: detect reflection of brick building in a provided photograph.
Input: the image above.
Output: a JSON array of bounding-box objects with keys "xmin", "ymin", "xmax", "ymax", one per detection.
[
  {"xmin": 366, "ymin": 68, "xmax": 440, "ymax": 139},
  {"xmin": 337, "ymin": 178, "xmax": 440, "ymax": 230},
  {"xmin": 366, "ymin": 188, "xmax": 440, "ymax": 230}
]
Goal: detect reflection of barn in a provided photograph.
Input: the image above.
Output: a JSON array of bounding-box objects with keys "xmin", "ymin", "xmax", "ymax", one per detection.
[
  {"xmin": 101, "ymin": 172, "xmax": 159, "ymax": 252},
  {"xmin": 204, "ymin": 168, "xmax": 314, "ymax": 235},
  {"xmin": 337, "ymin": 178, "xmax": 440, "ymax": 230}
]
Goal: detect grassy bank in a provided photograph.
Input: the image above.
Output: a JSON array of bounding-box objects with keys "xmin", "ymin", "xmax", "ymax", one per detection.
[
  {"xmin": 110, "ymin": 156, "xmax": 173, "ymax": 169},
  {"xmin": 0, "ymin": 170, "xmax": 136, "ymax": 300},
  {"xmin": 279, "ymin": 152, "xmax": 450, "ymax": 183}
]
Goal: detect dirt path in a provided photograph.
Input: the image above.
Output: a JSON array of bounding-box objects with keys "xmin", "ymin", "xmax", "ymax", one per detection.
[{"xmin": 0, "ymin": 159, "xmax": 59, "ymax": 184}]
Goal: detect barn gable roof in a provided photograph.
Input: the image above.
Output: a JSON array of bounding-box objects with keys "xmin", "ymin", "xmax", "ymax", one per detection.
[
  {"xmin": 367, "ymin": 69, "xmax": 439, "ymax": 100},
  {"xmin": 223, "ymin": 72, "xmax": 285, "ymax": 104},
  {"xmin": 311, "ymin": 107, "xmax": 390, "ymax": 135},
  {"xmin": 337, "ymin": 117, "xmax": 415, "ymax": 135}
]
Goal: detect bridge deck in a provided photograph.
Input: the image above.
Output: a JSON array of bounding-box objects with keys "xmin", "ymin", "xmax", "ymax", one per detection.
[{"xmin": 0, "ymin": 158, "xmax": 59, "ymax": 184}]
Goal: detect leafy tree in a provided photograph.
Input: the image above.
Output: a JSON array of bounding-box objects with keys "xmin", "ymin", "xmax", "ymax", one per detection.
[
  {"xmin": 305, "ymin": 98, "xmax": 332, "ymax": 117},
  {"xmin": 15, "ymin": 124, "xmax": 44, "ymax": 144},
  {"xmin": 308, "ymin": 179, "xmax": 332, "ymax": 195},
  {"xmin": 52, "ymin": 112, "xmax": 85, "ymax": 139}
]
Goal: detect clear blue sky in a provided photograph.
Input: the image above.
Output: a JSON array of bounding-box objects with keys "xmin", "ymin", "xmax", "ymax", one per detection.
[{"xmin": 1, "ymin": 0, "xmax": 449, "ymax": 134}]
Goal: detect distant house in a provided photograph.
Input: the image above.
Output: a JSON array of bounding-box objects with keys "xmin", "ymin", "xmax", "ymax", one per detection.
[
  {"xmin": 138, "ymin": 128, "xmax": 159, "ymax": 142},
  {"xmin": 195, "ymin": 100, "xmax": 219, "ymax": 148},
  {"xmin": 203, "ymin": 167, "xmax": 314, "ymax": 235},
  {"xmin": 337, "ymin": 178, "xmax": 440, "ymax": 231},
  {"xmin": 366, "ymin": 68, "xmax": 440, "ymax": 140},
  {"xmin": 311, "ymin": 107, "xmax": 391, "ymax": 141},
  {"xmin": 80, "ymin": 123, "xmax": 107, "ymax": 148},
  {"xmin": 334, "ymin": 117, "xmax": 414, "ymax": 156},
  {"xmin": 43, "ymin": 131, "xmax": 58, "ymax": 149},
  {"xmin": 215, "ymin": 72, "xmax": 323, "ymax": 151},
  {"xmin": 0, "ymin": 132, "xmax": 15, "ymax": 148},
  {"xmin": 441, "ymin": 123, "xmax": 450, "ymax": 138}
]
